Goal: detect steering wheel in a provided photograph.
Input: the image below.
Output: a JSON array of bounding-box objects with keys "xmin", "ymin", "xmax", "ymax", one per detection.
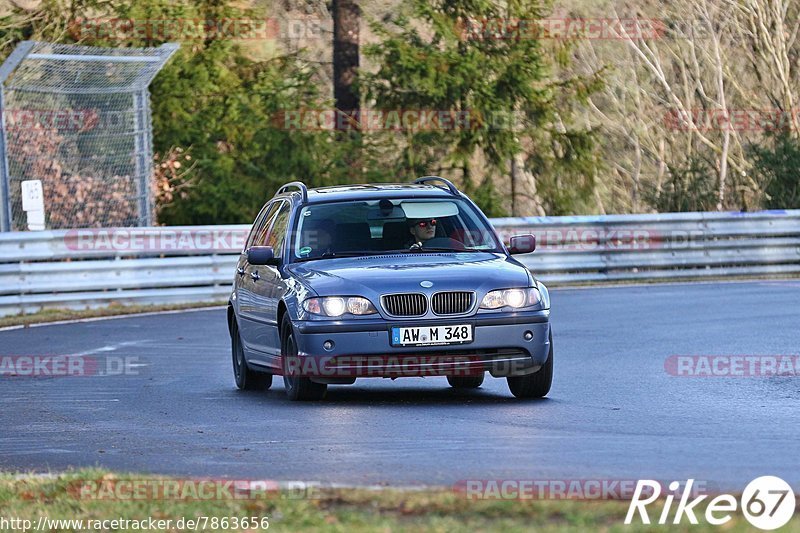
[{"xmin": 418, "ymin": 237, "xmax": 466, "ymax": 251}]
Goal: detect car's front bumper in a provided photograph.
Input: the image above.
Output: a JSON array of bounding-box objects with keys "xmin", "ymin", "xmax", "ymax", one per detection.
[{"xmin": 286, "ymin": 310, "xmax": 551, "ymax": 379}]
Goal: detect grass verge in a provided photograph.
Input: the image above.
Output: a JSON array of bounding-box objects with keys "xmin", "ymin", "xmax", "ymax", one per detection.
[
  {"xmin": 0, "ymin": 302, "xmax": 226, "ymax": 329},
  {"xmin": 1, "ymin": 470, "xmax": 797, "ymax": 532}
]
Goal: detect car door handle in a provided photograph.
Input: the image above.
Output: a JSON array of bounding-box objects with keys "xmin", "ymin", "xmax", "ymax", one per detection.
[
  {"xmin": 250, "ymin": 271, "xmax": 260, "ymax": 281},
  {"xmin": 237, "ymin": 267, "xmax": 245, "ymax": 276}
]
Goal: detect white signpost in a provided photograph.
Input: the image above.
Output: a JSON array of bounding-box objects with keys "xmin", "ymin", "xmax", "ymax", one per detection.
[{"xmin": 20, "ymin": 179, "xmax": 45, "ymax": 231}]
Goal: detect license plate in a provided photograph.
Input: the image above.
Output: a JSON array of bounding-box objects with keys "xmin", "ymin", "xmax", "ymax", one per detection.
[{"xmin": 391, "ymin": 324, "xmax": 473, "ymax": 347}]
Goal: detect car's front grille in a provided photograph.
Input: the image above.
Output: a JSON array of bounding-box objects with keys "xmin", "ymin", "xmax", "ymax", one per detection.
[
  {"xmin": 382, "ymin": 293, "xmax": 427, "ymax": 317},
  {"xmin": 432, "ymin": 291, "xmax": 474, "ymax": 315}
]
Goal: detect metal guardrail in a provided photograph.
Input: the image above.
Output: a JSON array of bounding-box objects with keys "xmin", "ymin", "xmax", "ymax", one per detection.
[{"xmin": 1, "ymin": 210, "xmax": 799, "ymax": 316}]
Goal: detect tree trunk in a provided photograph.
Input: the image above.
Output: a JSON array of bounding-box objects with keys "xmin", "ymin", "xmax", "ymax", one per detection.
[{"xmin": 333, "ymin": 0, "xmax": 360, "ymax": 126}]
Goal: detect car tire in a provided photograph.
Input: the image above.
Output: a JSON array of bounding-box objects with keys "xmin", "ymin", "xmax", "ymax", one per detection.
[
  {"xmin": 507, "ymin": 331, "xmax": 553, "ymax": 399},
  {"xmin": 231, "ymin": 321, "xmax": 273, "ymax": 391},
  {"xmin": 446, "ymin": 374, "xmax": 484, "ymax": 389},
  {"xmin": 281, "ymin": 314, "xmax": 327, "ymax": 401}
]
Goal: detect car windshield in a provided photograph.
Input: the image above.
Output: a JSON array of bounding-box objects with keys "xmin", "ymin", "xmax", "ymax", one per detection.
[{"xmin": 292, "ymin": 197, "xmax": 502, "ymax": 260}]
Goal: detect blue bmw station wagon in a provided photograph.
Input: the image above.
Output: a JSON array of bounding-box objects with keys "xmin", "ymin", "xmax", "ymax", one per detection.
[{"xmin": 228, "ymin": 177, "xmax": 552, "ymax": 400}]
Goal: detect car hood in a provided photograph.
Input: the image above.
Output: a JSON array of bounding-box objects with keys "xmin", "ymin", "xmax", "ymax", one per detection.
[{"xmin": 286, "ymin": 252, "xmax": 532, "ymax": 297}]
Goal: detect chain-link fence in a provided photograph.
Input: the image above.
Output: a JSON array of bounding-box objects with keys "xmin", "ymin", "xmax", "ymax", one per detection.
[{"xmin": 0, "ymin": 41, "xmax": 178, "ymax": 231}]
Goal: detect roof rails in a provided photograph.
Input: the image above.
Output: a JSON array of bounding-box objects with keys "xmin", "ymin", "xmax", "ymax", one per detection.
[
  {"xmin": 276, "ymin": 181, "xmax": 308, "ymax": 203},
  {"xmin": 414, "ymin": 176, "xmax": 460, "ymax": 195}
]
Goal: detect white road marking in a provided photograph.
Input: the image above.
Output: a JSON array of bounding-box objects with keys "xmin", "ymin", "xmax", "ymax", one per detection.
[{"xmin": 67, "ymin": 340, "xmax": 144, "ymax": 357}]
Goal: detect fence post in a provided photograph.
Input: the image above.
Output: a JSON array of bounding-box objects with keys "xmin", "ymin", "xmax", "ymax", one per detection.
[
  {"xmin": 0, "ymin": 41, "xmax": 36, "ymax": 233},
  {"xmin": 132, "ymin": 90, "xmax": 153, "ymax": 227}
]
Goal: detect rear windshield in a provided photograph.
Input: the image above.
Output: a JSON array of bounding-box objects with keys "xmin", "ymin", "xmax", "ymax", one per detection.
[{"xmin": 292, "ymin": 198, "xmax": 502, "ymax": 260}]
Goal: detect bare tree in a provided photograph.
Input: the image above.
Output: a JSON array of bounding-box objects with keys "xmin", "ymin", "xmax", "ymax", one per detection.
[{"xmin": 571, "ymin": 0, "xmax": 791, "ymax": 212}]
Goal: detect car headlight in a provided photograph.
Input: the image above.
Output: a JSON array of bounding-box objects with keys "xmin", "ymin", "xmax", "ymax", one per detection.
[
  {"xmin": 480, "ymin": 288, "xmax": 541, "ymax": 310},
  {"xmin": 303, "ymin": 297, "xmax": 377, "ymax": 317}
]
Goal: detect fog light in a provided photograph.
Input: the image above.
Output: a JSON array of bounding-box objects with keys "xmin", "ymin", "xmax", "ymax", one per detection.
[
  {"xmin": 524, "ymin": 331, "xmax": 533, "ymax": 341},
  {"xmin": 323, "ymin": 340, "xmax": 334, "ymax": 351}
]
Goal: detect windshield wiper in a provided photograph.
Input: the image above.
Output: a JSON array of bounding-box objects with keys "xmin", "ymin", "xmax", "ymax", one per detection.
[
  {"xmin": 406, "ymin": 246, "xmax": 486, "ymax": 253},
  {"xmin": 295, "ymin": 248, "xmax": 491, "ymax": 262},
  {"xmin": 295, "ymin": 250, "xmax": 393, "ymax": 262}
]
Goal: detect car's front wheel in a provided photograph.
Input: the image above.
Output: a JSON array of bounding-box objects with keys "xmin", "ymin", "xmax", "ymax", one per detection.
[
  {"xmin": 446, "ymin": 374, "xmax": 484, "ymax": 389},
  {"xmin": 507, "ymin": 331, "xmax": 553, "ymax": 398},
  {"xmin": 231, "ymin": 320, "xmax": 272, "ymax": 391},
  {"xmin": 281, "ymin": 315, "xmax": 327, "ymax": 401}
]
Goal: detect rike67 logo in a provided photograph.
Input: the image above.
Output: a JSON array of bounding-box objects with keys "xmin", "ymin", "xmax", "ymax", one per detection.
[{"xmin": 626, "ymin": 476, "xmax": 796, "ymax": 530}]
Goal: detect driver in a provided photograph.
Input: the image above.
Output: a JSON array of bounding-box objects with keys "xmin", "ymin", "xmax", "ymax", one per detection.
[
  {"xmin": 302, "ymin": 219, "xmax": 334, "ymax": 257},
  {"xmin": 408, "ymin": 218, "xmax": 437, "ymax": 247}
]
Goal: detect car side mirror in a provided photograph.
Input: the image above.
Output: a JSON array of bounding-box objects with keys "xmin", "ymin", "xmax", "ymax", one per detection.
[
  {"xmin": 508, "ymin": 234, "xmax": 536, "ymax": 254},
  {"xmin": 247, "ymin": 246, "xmax": 279, "ymax": 266}
]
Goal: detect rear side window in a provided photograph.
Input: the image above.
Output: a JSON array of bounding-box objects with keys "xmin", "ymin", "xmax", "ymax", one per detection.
[
  {"xmin": 246, "ymin": 201, "xmax": 282, "ymax": 250},
  {"xmin": 264, "ymin": 202, "xmax": 291, "ymax": 259}
]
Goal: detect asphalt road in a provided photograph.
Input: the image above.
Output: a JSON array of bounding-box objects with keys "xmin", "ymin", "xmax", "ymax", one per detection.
[{"xmin": 1, "ymin": 280, "xmax": 798, "ymax": 491}]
